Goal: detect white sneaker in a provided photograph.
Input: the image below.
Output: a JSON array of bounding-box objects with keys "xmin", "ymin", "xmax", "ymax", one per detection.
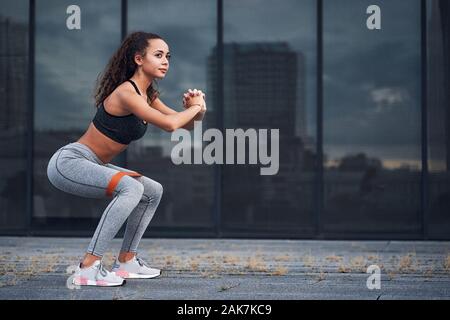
[
  {"xmin": 72, "ymin": 260, "xmax": 125, "ymax": 287},
  {"xmin": 112, "ymin": 256, "xmax": 161, "ymax": 279}
]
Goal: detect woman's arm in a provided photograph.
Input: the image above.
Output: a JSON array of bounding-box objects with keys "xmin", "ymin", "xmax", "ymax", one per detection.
[
  {"xmin": 150, "ymin": 97, "xmax": 178, "ymax": 115},
  {"xmin": 182, "ymin": 110, "xmax": 205, "ymax": 130},
  {"xmin": 151, "ymin": 97, "xmax": 205, "ymax": 130},
  {"xmin": 118, "ymin": 90, "xmax": 202, "ymax": 132}
]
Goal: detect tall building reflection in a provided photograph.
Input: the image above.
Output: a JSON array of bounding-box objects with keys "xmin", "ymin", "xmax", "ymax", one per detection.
[{"xmin": 207, "ymin": 42, "xmax": 316, "ymax": 230}]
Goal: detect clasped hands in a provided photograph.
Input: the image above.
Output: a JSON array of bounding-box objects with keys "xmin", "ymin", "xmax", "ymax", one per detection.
[{"xmin": 182, "ymin": 89, "xmax": 206, "ymax": 113}]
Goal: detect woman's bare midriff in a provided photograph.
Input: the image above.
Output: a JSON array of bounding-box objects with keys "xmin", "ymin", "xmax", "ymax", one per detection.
[{"xmin": 77, "ymin": 122, "xmax": 127, "ymax": 164}]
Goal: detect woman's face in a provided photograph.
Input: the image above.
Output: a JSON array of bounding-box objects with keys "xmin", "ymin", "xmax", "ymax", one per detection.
[{"xmin": 137, "ymin": 38, "xmax": 171, "ymax": 79}]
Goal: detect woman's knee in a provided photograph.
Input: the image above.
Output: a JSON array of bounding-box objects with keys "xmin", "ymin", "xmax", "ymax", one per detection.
[
  {"xmin": 140, "ymin": 177, "xmax": 163, "ymax": 199},
  {"xmin": 116, "ymin": 176, "xmax": 145, "ymax": 199}
]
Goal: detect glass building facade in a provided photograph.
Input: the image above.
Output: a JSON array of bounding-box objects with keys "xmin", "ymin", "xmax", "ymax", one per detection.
[{"xmin": 0, "ymin": 0, "xmax": 448, "ymax": 239}]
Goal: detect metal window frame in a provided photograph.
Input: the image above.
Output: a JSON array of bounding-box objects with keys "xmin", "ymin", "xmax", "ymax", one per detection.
[
  {"xmin": 316, "ymin": 0, "xmax": 324, "ymax": 238},
  {"xmin": 215, "ymin": 0, "xmax": 224, "ymax": 237},
  {"xmin": 25, "ymin": 0, "xmax": 35, "ymax": 235},
  {"xmin": 420, "ymin": 0, "xmax": 429, "ymax": 239}
]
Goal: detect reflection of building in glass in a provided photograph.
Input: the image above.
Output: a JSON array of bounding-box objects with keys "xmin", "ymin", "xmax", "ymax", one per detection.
[
  {"xmin": 206, "ymin": 42, "xmax": 315, "ymax": 227},
  {"xmin": 207, "ymin": 41, "xmax": 309, "ymax": 144},
  {"xmin": 0, "ymin": 16, "xmax": 27, "ymax": 134},
  {"xmin": 215, "ymin": 42, "xmax": 304, "ymax": 137},
  {"xmin": 428, "ymin": 0, "xmax": 450, "ymax": 172}
]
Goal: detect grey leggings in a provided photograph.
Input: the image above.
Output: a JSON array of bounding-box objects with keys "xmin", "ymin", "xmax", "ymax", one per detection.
[{"xmin": 46, "ymin": 142, "xmax": 163, "ymax": 257}]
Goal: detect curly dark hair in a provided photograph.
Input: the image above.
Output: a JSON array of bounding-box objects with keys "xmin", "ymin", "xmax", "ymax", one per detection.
[{"xmin": 94, "ymin": 31, "xmax": 164, "ymax": 108}]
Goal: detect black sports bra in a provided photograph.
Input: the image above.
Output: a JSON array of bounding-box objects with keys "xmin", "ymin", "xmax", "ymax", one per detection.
[{"xmin": 92, "ymin": 80, "xmax": 147, "ymax": 145}]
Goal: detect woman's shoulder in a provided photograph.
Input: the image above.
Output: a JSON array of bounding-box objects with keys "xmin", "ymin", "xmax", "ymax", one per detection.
[
  {"xmin": 115, "ymin": 81, "xmax": 138, "ymax": 96},
  {"xmin": 107, "ymin": 81, "xmax": 138, "ymax": 102},
  {"xmin": 104, "ymin": 81, "xmax": 138, "ymax": 111}
]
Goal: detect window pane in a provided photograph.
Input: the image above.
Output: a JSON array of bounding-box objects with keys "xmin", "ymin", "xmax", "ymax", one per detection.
[
  {"xmin": 223, "ymin": 0, "xmax": 317, "ymax": 235},
  {"xmin": 128, "ymin": 0, "xmax": 217, "ymax": 229},
  {"xmin": 0, "ymin": 1, "xmax": 29, "ymax": 231},
  {"xmin": 427, "ymin": 0, "xmax": 450, "ymax": 238},
  {"xmin": 34, "ymin": 0, "xmax": 121, "ymax": 230},
  {"xmin": 323, "ymin": 0, "xmax": 422, "ymax": 233}
]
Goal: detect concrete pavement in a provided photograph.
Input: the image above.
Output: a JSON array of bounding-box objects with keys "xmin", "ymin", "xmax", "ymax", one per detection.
[{"xmin": 1, "ymin": 237, "xmax": 450, "ymax": 300}]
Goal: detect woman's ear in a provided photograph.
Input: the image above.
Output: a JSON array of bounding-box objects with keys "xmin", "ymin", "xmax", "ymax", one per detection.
[{"xmin": 134, "ymin": 53, "xmax": 143, "ymax": 66}]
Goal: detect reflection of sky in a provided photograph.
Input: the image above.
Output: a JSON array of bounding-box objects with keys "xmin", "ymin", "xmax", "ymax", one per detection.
[
  {"xmin": 35, "ymin": 0, "xmax": 121, "ymax": 131},
  {"xmin": 224, "ymin": 0, "xmax": 317, "ymax": 139},
  {"xmin": 324, "ymin": 0, "xmax": 422, "ymax": 166}
]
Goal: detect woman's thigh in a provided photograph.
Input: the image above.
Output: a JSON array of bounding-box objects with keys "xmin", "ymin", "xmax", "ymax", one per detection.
[{"xmin": 47, "ymin": 149, "xmax": 138, "ymax": 199}]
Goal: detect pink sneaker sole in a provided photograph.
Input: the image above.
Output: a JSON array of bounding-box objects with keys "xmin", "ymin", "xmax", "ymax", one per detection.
[
  {"xmin": 113, "ymin": 270, "xmax": 160, "ymax": 279},
  {"xmin": 73, "ymin": 276, "xmax": 125, "ymax": 287}
]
